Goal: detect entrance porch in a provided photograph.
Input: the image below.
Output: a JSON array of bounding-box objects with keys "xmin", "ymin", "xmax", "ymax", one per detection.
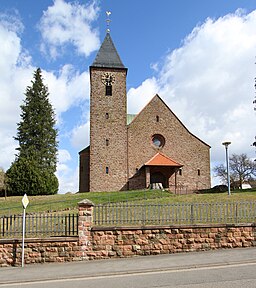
[{"xmin": 144, "ymin": 152, "xmax": 183, "ymax": 192}]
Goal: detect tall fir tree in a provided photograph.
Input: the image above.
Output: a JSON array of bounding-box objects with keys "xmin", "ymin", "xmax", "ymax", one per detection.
[{"xmin": 6, "ymin": 68, "xmax": 58, "ymax": 195}]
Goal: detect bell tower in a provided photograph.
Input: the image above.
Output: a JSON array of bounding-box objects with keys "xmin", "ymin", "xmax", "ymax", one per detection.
[{"xmin": 89, "ymin": 31, "xmax": 128, "ymax": 192}]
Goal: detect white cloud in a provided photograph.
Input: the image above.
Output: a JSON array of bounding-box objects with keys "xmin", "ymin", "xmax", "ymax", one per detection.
[
  {"xmin": 1, "ymin": 5, "xmax": 256, "ymax": 193},
  {"xmin": 71, "ymin": 122, "xmax": 90, "ymax": 150},
  {"xmin": 0, "ymin": 13, "xmax": 34, "ymax": 170},
  {"xmin": 43, "ymin": 65, "xmax": 90, "ymax": 123},
  {"xmin": 127, "ymin": 77, "xmax": 159, "ymax": 114},
  {"xmin": 58, "ymin": 149, "xmax": 71, "ymax": 163},
  {"xmin": 0, "ymin": 7, "xmax": 92, "ymax": 194},
  {"xmin": 128, "ymin": 9, "xmax": 256, "ymax": 173},
  {"xmin": 56, "ymin": 149, "xmax": 79, "ymax": 194},
  {"xmin": 39, "ymin": 0, "xmax": 100, "ymax": 58},
  {"xmin": 56, "ymin": 164, "xmax": 79, "ymax": 194},
  {"xmin": 0, "ymin": 11, "xmax": 24, "ymax": 34}
]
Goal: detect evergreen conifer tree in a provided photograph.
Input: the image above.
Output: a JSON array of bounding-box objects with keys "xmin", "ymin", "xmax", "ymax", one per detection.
[{"xmin": 6, "ymin": 68, "xmax": 58, "ymax": 195}]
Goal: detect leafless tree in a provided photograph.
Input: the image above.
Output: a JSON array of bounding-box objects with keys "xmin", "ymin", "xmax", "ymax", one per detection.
[{"xmin": 214, "ymin": 153, "xmax": 256, "ymax": 189}]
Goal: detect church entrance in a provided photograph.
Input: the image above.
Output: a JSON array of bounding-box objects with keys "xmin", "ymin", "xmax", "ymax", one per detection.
[{"xmin": 150, "ymin": 172, "xmax": 168, "ymax": 188}]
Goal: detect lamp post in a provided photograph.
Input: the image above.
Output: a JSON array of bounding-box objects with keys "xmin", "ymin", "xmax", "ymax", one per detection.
[{"xmin": 222, "ymin": 141, "xmax": 231, "ymax": 196}]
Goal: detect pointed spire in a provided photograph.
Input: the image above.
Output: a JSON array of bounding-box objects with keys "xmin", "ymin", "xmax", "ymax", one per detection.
[{"xmin": 91, "ymin": 33, "xmax": 125, "ymax": 69}]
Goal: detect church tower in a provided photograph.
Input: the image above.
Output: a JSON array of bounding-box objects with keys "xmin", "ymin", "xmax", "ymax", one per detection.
[{"xmin": 89, "ymin": 32, "xmax": 128, "ymax": 192}]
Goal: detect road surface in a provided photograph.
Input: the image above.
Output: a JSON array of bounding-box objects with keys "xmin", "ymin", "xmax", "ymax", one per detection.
[{"xmin": 0, "ymin": 247, "xmax": 255, "ymax": 288}]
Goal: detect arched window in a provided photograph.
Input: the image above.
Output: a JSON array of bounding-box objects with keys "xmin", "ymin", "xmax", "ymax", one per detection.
[
  {"xmin": 106, "ymin": 84, "xmax": 112, "ymax": 96},
  {"xmin": 156, "ymin": 115, "xmax": 159, "ymax": 122}
]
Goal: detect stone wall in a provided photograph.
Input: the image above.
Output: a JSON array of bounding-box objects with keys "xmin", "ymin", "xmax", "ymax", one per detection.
[
  {"xmin": 0, "ymin": 237, "xmax": 79, "ymax": 267},
  {"xmin": 1, "ymin": 225, "xmax": 255, "ymax": 267},
  {"xmin": 1, "ymin": 201, "xmax": 255, "ymax": 267},
  {"xmin": 79, "ymin": 146, "xmax": 90, "ymax": 192},
  {"xmin": 88, "ymin": 224, "xmax": 256, "ymax": 260},
  {"xmin": 128, "ymin": 95, "xmax": 211, "ymax": 191},
  {"xmin": 89, "ymin": 67, "xmax": 128, "ymax": 192}
]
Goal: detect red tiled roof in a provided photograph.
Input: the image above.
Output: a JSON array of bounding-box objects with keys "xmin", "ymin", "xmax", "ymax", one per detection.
[{"xmin": 145, "ymin": 152, "xmax": 182, "ymax": 167}]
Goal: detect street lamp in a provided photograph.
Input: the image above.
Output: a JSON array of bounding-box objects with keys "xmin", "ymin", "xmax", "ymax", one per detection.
[{"xmin": 222, "ymin": 141, "xmax": 231, "ymax": 196}]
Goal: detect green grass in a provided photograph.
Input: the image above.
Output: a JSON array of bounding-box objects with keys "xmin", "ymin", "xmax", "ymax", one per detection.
[
  {"xmin": 0, "ymin": 188, "xmax": 256, "ymax": 216},
  {"xmin": 0, "ymin": 190, "xmax": 170, "ymax": 215}
]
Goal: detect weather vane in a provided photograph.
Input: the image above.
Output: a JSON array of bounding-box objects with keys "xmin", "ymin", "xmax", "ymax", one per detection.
[{"xmin": 106, "ymin": 11, "xmax": 111, "ymax": 33}]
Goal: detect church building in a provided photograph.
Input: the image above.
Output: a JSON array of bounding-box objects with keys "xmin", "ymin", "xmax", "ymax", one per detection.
[{"xmin": 79, "ymin": 32, "xmax": 211, "ymax": 193}]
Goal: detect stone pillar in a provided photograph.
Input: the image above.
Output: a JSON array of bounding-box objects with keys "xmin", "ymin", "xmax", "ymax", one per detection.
[
  {"xmin": 78, "ymin": 199, "xmax": 94, "ymax": 260},
  {"xmin": 145, "ymin": 167, "xmax": 150, "ymax": 188}
]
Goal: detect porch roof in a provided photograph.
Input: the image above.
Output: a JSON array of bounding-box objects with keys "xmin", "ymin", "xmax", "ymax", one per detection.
[{"xmin": 145, "ymin": 152, "xmax": 183, "ymax": 167}]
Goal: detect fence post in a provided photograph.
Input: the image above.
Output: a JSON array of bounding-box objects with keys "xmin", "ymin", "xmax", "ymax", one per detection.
[
  {"xmin": 190, "ymin": 203, "xmax": 194, "ymax": 224},
  {"xmin": 78, "ymin": 199, "xmax": 94, "ymax": 260}
]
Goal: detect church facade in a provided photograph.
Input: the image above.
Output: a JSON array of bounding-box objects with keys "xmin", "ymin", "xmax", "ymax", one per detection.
[{"xmin": 79, "ymin": 33, "xmax": 211, "ymax": 193}]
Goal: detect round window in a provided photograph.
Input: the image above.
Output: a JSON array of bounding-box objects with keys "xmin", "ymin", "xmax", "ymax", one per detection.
[{"xmin": 152, "ymin": 134, "xmax": 165, "ymax": 148}]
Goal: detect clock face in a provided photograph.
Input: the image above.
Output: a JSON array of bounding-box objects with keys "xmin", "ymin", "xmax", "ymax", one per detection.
[{"xmin": 101, "ymin": 72, "xmax": 115, "ymax": 86}]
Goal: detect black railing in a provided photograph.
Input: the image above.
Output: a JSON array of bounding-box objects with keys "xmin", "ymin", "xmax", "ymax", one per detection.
[
  {"xmin": 0, "ymin": 213, "xmax": 78, "ymax": 238},
  {"xmin": 94, "ymin": 201, "xmax": 256, "ymax": 226}
]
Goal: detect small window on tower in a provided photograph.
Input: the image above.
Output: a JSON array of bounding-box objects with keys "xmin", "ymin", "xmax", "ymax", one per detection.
[
  {"xmin": 106, "ymin": 166, "xmax": 109, "ymax": 174},
  {"xmin": 102, "ymin": 72, "xmax": 114, "ymax": 96},
  {"xmin": 179, "ymin": 169, "xmax": 182, "ymax": 176},
  {"xmin": 106, "ymin": 139, "xmax": 109, "ymax": 146},
  {"xmin": 105, "ymin": 113, "xmax": 109, "ymax": 119},
  {"xmin": 106, "ymin": 84, "xmax": 112, "ymax": 96},
  {"xmin": 198, "ymin": 169, "xmax": 201, "ymax": 176},
  {"xmin": 156, "ymin": 115, "xmax": 159, "ymax": 122}
]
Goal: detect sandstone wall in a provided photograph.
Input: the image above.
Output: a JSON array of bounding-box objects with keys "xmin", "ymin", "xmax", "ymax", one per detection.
[
  {"xmin": 90, "ymin": 67, "xmax": 128, "ymax": 192},
  {"xmin": 1, "ymin": 202, "xmax": 255, "ymax": 267},
  {"xmin": 1, "ymin": 224, "xmax": 255, "ymax": 267},
  {"xmin": 79, "ymin": 147, "xmax": 90, "ymax": 192},
  {"xmin": 0, "ymin": 237, "xmax": 79, "ymax": 267},
  {"xmin": 88, "ymin": 224, "xmax": 256, "ymax": 259},
  {"xmin": 128, "ymin": 95, "xmax": 211, "ymax": 191}
]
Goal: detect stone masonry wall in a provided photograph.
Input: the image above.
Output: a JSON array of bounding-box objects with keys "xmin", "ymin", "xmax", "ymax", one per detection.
[
  {"xmin": 1, "ymin": 201, "xmax": 255, "ymax": 267},
  {"xmin": 87, "ymin": 224, "xmax": 256, "ymax": 260},
  {"xmin": 79, "ymin": 147, "xmax": 90, "ymax": 192},
  {"xmin": 1, "ymin": 224, "xmax": 255, "ymax": 267},
  {"xmin": 0, "ymin": 237, "xmax": 79, "ymax": 267},
  {"xmin": 128, "ymin": 95, "xmax": 211, "ymax": 191},
  {"xmin": 90, "ymin": 67, "xmax": 128, "ymax": 192}
]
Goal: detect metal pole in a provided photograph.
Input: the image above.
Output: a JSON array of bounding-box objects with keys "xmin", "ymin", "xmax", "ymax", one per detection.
[
  {"xmin": 21, "ymin": 208, "xmax": 26, "ymax": 267},
  {"xmin": 225, "ymin": 145, "xmax": 231, "ymax": 196},
  {"xmin": 222, "ymin": 142, "xmax": 231, "ymax": 196}
]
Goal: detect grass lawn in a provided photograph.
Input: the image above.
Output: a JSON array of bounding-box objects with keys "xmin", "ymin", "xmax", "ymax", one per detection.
[{"xmin": 0, "ymin": 188, "xmax": 256, "ymax": 216}]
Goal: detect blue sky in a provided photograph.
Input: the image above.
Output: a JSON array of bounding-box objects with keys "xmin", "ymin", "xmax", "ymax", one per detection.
[{"xmin": 0, "ymin": 0, "xmax": 255, "ymax": 193}]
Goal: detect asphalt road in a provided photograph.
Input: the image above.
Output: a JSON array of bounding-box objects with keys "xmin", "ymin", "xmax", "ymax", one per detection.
[{"xmin": 1, "ymin": 247, "xmax": 256, "ymax": 288}]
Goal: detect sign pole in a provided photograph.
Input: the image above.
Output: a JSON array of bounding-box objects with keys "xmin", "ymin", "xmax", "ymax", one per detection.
[
  {"xmin": 21, "ymin": 207, "xmax": 26, "ymax": 267},
  {"xmin": 21, "ymin": 194, "xmax": 29, "ymax": 268}
]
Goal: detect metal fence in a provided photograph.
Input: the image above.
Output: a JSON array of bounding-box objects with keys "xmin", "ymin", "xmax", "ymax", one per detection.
[
  {"xmin": 0, "ymin": 213, "xmax": 78, "ymax": 238},
  {"xmin": 93, "ymin": 201, "xmax": 256, "ymax": 226},
  {"xmin": 1, "ymin": 202, "xmax": 255, "ymax": 238}
]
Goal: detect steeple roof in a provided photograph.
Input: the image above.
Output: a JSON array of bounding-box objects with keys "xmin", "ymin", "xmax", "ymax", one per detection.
[{"xmin": 91, "ymin": 33, "xmax": 125, "ymax": 69}]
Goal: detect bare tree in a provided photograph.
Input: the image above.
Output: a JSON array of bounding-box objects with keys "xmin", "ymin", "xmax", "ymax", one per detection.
[{"xmin": 214, "ymin": 153, "xmax": 256, "ymax": 189}]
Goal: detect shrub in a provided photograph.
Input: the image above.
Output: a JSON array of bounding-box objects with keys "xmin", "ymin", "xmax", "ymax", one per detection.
[
  {"xmin": 6, "ymin": 158, "xmax": 58, "ymax": 196},
  {"xmin": 197, "ymin": 185, "xmax": 228, "ymax": 194}
]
